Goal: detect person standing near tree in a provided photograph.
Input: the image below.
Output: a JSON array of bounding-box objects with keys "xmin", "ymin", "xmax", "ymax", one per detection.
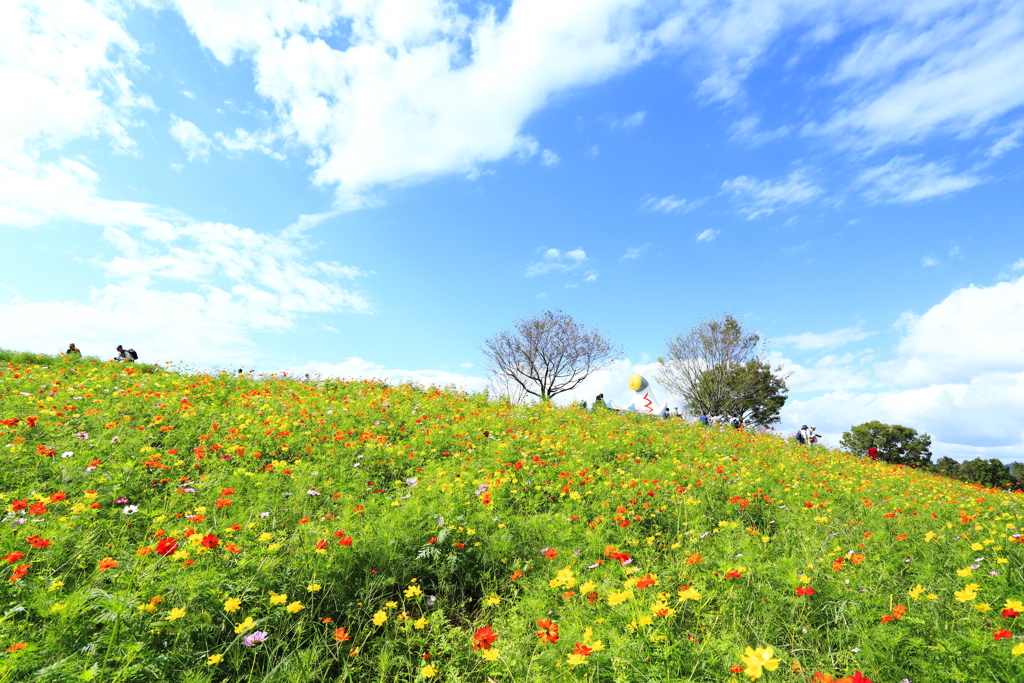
[{"xmin": 868, "ymin": 445, "xmax": 879, "ymax": 460}]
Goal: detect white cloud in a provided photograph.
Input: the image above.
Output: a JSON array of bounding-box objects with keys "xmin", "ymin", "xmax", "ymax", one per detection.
[
  {"xmin": 609, "ymin": 110, "xmax": 646, "ymax": 130},
  {"xmin": 857, "ymin": 155, "xmax": 982, "ymax": 203},
  {"xmin": 584, "ymin": 271, "xmax": 598, "ymax": 282},
  {"xmin": 181, "ymin": 89, "xmax": 196, "ymax": 99},
  {"xmin": 695, "ymin": 228, "xmax": 719, "ymax": 242},
  {"xmin": 620, "ymin": 243, "xmax": 650, "ymax": 261},
  {"xmin": 775, "ymin": 326, "xmax": 874, "ymax": 350},
  {"xmin": 778, "ymin": 274, "xmax": 1024, "ymax": 459},
  {"xmin": 541, "ymin": 149, "xmax": 560, "ymax": 167},
  {"xmin": 216, "ymin": 127, "xmax": 284, "ymax": 160},
  {"xmin": 169, "ymin": 116, "xmax": 212, "ymax": 162},
  {"xmin": 0, "ymin": 223, "xmax": 372, "ymax": 365},
  {"xmin": 811, "ymin": 1, "xmax": 1024, "ymax": 150},
  {"xmin": 988, "ymin": 122, "xmax": 1023, "ymax": 158},
  {"xmin": 641, "ymin": 195, "xmax": 701, "ymax": 213},
  {"xmin": 170, "ymin": 0, "xmax": 677, "ymax": 204},
  {"xmin": 922, "ymin": 255, "xmax": 940, "ymax": 267},
  {"xmin": 728, "ymin": 115, "xmax": 791, "ymax": 147},
  {"xmin": 720, "ymin": 169, "xmax": 823, "ymax": 219},
  {"xmin": 525, "ymin": 246, "xmax": 588, "ymax": 277}
]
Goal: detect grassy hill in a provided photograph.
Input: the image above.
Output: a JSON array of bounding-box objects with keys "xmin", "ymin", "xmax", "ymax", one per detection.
[{"xmin": 1, "ymin": 353, "xmax": 1022, "ymax": 682}]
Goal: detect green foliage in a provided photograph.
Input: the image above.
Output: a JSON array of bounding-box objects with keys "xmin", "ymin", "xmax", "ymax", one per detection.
[
  {"xmin": 657, "ymin": 314, "xmax": 789, "ymax": 425},
  {"xmin": 1, "ymin": 349, "xmax": 1022, "ymax": 683},
  {"xmin": 840, "ymin": 420, "xmax": 934, "ymax": 466}
]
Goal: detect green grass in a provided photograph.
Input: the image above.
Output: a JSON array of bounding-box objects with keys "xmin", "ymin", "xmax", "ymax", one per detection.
[{"xmin": 0, "ymin": 350, "xmax": 1022, "ymax": 682}]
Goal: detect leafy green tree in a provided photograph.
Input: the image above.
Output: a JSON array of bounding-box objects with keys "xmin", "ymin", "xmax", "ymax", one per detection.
[
  {"xmin": 932, "ymin": 456, "xmax": 962, "ymax": 479},
  {"xmin": 656, "ymin": 314, "xmax": 789, "ymax": 425},
  {"xmin": 1009, "ymin": 462, "xmax": 1024, "ymax": 489},
  {"xmin": 958, "ymin": 458, "xmax": 1012, "ymax": 488},
  {"xmin": 839, "ymin": 421, "xmax": 933, "ymax": 466}
]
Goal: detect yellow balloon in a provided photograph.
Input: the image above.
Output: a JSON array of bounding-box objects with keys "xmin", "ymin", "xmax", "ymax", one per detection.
[{"xmin": 628, "ymin": 375, "xmax": 643, "ymax": 391}]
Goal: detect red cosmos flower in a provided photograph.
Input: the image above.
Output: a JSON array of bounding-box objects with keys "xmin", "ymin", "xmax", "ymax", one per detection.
[
  {"xmin": 11, "ymin": 500, "xmax": 28, "ymax": 511},
  {"xmin": 455, "ymin": 542, "xmax": 465, "ymax": 549},
  {"xmin": 536, "ymin": 618, "xmax": 559, "ymax": 643},
  {"xmin": 354, "ymin": 505, "xmax": 365, "ymax": 514},
  {"xmin": 1002, "ymin": 608, "xmax": 1021, "ymax": 619},
  {"xmin": 35, "ymin": 445, "xmax": 56, "ymax": 457},
  {"xmin": 333, "ymin": 627, "xmax": 351, "ymax": 642},
  {"xmin": 200, "ymin": 534, "xmax": 220, "ymax": 549},
  {"xmin": 229, "ymin": 523, "xmax": 242, "ymax": 531},
  {"xmin": 993, "ymin": 629, "xmax": 1013, "ymax": 640},
  {"xmin": 156, "ymin": 537, "xmax": 179, "ymax": 556},
  {"xmin": 3, "ymin": 552, "xmax": 25, "ymax": 563},
  {"xmin": 891, "ymin": 604, "xmax": 906, "ymax": 620},
  {"xmin": 315, "ymin": 540, "xmax": 329, "ymax": 551},
  {"xmin": 338, "ymin": 536, "xmax": 353, "ymax": 547},
  {"xmin": 26, "ymin": 416, "xmax": 38, "ymax": 428},
  {"xmin": 571, "ymin": 642, "xmax": 593, "ymax": 656},
  {"xmin": 298, "ymin": 516, "xmax": 311, "ymax": 524},
  {"xmin": 510, "ymin": 570, "xmax": 524, "ymax": 581},
  {"xmin": 730, "ymin": 665, "xmax": 745, "ymax": 674},
  {"xmin": 795, "ymin": 587, "xmax": 815, "ymax": 596},
  {"xmin": 472, "ymin": 625, "xmax": 498, "ymax": 650},
  {"xmin": 724, "ymin": 570, "xmax": 742, "ymax": 579},
  {"xmin": 880, "ymin": 614, "xmax": 893, "ymax": 624},
  {"xmin": 26, "ymin": 535, "xmax": 51, "ymax": 549},
  {"xmin": 214, "ymin": 497, "xmax": 232, "ymax": 509},
  {"xmin": 832, "ymin": 558, "xmax": 845, "ymax": 572},
  {"xmin": 220, "ymin": 488, "xmax": 235, "ymax": 495},
  {"xmin": 543, "ymin": 548, "xmax": 559, "ymax": 559},
  {"xmin": 49, "ymin": 492, "xmax": 67, "ymax": 503},
  {"xmin": 9, "ymin": 563, "xmax": 30, "ymax": 582},
  {"xmin": 636, "ymin": 574, "xmax": 657, "ymax": 590}
]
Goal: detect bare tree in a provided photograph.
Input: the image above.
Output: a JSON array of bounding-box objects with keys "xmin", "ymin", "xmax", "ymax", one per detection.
[
  {"xmin": 656, "ymin": 313, "xmax": 789, "ymax": 424},
  {"xmin": 480, "ymin": 310, "xmax": 621, "ymax": 401}
]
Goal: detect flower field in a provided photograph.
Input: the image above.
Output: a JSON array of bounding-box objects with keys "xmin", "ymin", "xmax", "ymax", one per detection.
[{"xmin": 1, "ymin": 354, "xmax": 1022, "ymax": 682}]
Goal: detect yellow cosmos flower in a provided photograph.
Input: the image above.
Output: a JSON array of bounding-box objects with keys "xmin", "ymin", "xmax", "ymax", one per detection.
[
  {"xmin": 481, "ymin": 648, "xmax": 500, "ymax": 661},
  {"xmin": 1005, "ymin": 600, "xmax": 1024, "ymax": 612},
  {"xmin": 954, "ymin": 584, "xmax": 980, "ymax": 602},
  {"xmin": 269, "ymin": 591, "xmax": 288, "ymax": 605},
  {"xmin": 206, "ymin": 653, "xmax": 224, "ymax": 665},
  {"xmin": 607, "ymin": 589, "xmax": 633, "ymax": 606},
  {"xmin": 138, "ymin": 603, "xmax": 157, "ymax": 613},
  {"xmin": 579, "ymin": 581, "xmax": 597, "ymax": 594},
  {"xmin": 404, "ymin": 584, "xmax": 423, "ymax": 598},
  {"xmin": 566, "ymin": 653, "xmax": 589, "ymax": 667},
  {"xmin": 307, "ymin": 584, "xmax": 322, "ymax": 592},
  {"xmin": 678, "ymin": 586, "xmax": 702, "ymax": 601},
  {"xmin": 414, "ymin": 617, "xmax": 428, "ymax": 629},
  {"xmin": 285, "ymin": 601, "xmax": 305, "ymax": 613},
  {"xmin": 223, "ymin": 597, "xmax": 241, "ymax": 612},
  {"xmin": 975, "ymin": 603, "xmax": 991, "ymax": 612},
  {"xmin": 421, "ymin": 664, "xmax": 437, "ymax": 677},
  {"xmin": 49, "ymin": 580, "xmax": 64, "ymax": 592},
  {"xmin": 234, "ymin": 616, "xmax": 257, "ymax": 634},
  {"xmin": 549, "ymin": 566, "xmax": 577, "ymax": 588},
  {"xmin": 257, "ymin": 533, "xmax": 273, "ymax": 542},
  {"xmin": 165, "ymin": 607, "xmax": 186, "ymax": 621},
  {"xmin": 741, "ymin": 646, "xmax": 780, "ymax": 680},
  {"xmin": 1013, "ymin": 643, "xmax": 1024, "ymax": 657},
  {"xmin": 385, "ymin": 601, "xmax": 398, "ymax": 608},
  {"xmin": 372, "ymin": 610, "xmax": 388, "ymax": 626},
  {"xmin": 956, "ymin": 567, "xmax": 973, "ymax": 577},
  {"xmin": 908, "ymin": 584, "xmax": 925, "ymax": 600},
  {"xmin": 485, "ymin": 595, "xmax": 500, "ymax": 605}
]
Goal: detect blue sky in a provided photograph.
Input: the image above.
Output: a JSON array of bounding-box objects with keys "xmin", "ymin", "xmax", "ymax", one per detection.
[{"xmin": 2, "ymin": 0, "xmax": 1022, "ymax": 461}]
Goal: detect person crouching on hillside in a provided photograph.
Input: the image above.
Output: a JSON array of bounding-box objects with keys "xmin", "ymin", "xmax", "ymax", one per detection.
[
  {"xmin": 115, "ymin": 345, "xmax": 133, "ymax": 362},
  {"xmin": 66, "ymin": 343, "xmax": 81, "ymax": 356}
]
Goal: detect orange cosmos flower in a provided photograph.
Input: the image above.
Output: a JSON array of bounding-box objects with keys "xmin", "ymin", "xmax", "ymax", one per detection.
[
  {"xmin": 334, "ymin": 627, "xmax": 351, "ymax": 642},
  {"xmin": 98, "ymin": 557, "xmax": 119, "ymax": 572},
  {"xmin": 536, "ymin": 618, "xmax": 559, "ymax": 643},
  {"xmin": 472, "ymin": 625, "xmax": 498, "ymax": 650}
]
